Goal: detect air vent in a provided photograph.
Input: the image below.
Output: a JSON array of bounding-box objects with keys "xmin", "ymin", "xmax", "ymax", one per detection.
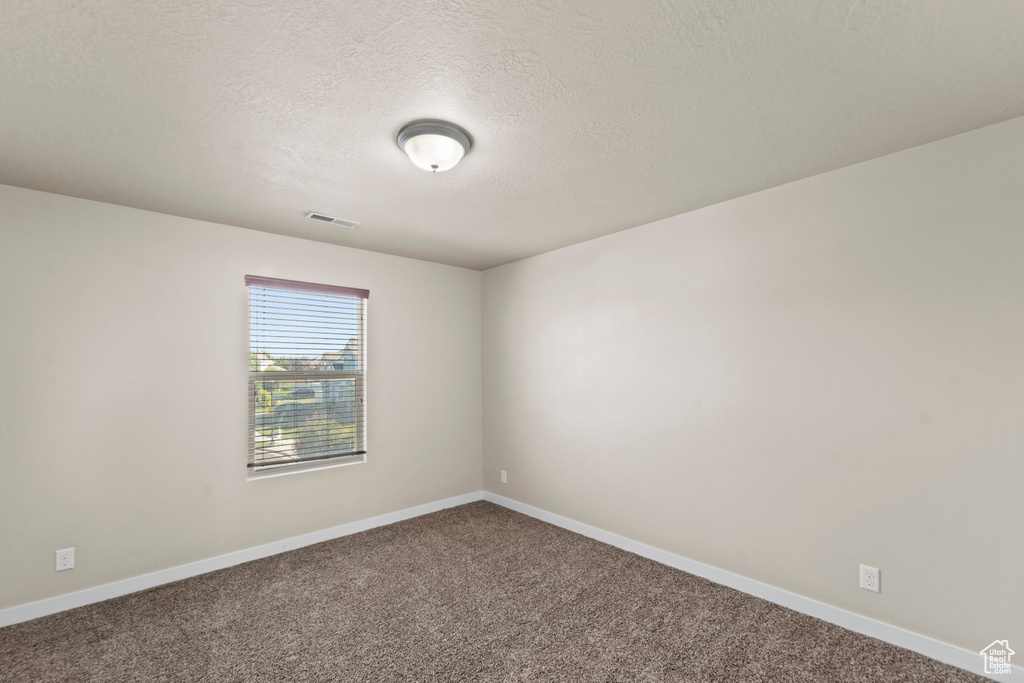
[{"xmin": 305, "ymin": 211, "xmax": 360, "ymax": 229}]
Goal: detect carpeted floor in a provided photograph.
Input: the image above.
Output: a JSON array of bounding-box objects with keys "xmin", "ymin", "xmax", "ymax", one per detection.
[{"xmin": 0, "ymin": 501, "xmax": 987, "ymax": 682}]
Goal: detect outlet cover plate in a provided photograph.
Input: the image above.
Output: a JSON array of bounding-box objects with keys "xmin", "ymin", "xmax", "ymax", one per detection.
[
  {"xmin": 55, "ymin": 547, "xmax": 75, "ymax": 572},
  {"xmin": 860, "ymin": 564, "xmax": 880, "ymax": 593}
]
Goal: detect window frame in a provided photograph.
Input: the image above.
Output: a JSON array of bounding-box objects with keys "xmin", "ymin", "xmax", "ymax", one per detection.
[{"xmin": 245, "ymin": 275, "xmax": 368, "ymax": 478}]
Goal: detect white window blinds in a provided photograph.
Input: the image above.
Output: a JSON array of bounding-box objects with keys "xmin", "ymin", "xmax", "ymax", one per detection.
[{"xmin": 246, "ymin": 276, "xmax": 368, "ymax": 473}]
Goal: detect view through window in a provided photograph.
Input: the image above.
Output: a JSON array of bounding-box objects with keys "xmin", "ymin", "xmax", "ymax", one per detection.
[{"xmin": 246, "ymin": 275, "xmax": 368, "ymax": 474}]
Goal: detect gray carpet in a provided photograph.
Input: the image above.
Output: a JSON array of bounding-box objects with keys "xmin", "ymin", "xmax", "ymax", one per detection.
[{"xmin": 0, "ymin": 501, "xmax": 986, "ymax": 682}]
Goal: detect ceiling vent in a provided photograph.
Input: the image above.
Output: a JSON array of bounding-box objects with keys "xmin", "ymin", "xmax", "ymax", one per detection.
[{"xmin": 305, "ymin": 211, "xmax": 360, "ymax": 229}]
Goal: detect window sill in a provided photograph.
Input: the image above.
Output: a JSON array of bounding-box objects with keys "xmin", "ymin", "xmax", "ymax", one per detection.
[{"xmin": 246, "ymin": 453, "xmax": 367, "ymax": 480}]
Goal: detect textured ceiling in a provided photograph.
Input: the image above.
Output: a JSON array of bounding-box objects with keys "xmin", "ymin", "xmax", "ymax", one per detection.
[{"xmin": 2, "ymin": 1, "xmax": 1023, "ymax": 270}]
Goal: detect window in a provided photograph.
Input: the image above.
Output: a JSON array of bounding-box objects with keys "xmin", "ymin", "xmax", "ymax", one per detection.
[{"xmin": 246, "ymin": 275, "xmax": 368, "ymax": 475}]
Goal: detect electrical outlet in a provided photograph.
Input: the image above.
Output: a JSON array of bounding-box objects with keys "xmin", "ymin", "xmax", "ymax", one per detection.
[
  {"xmin": 55, "ymin": 548, "xmax": 75, "ymax": 572},
  {"xmin": 860, "ymin": 564, "xmax": 880, "ymax": 593},
  {"xmin": 500, "ymin": 470, "xmax": 507, "ymax": 484}
]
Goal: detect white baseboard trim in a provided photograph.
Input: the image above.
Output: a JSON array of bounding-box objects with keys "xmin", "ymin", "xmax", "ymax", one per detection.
[
  {"xmin": 0, "ymin": 491, "xmax": 483, "ymax": 629},
  {"xmin": 4, "ymin": 490, "xmax": 1019, "ymax": 682},
  {"xmin": 483, "ymin": 491, "xmax": 1023, "ymax": 683}
]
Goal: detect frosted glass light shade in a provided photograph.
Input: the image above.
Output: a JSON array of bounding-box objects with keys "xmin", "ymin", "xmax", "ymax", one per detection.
[
  {"xmin": 404, "ymin": 133, "xmax": 464, "ymax": 172},
  {"xmin": 397, "ymin": 121, "xmax": 472, "ymax": 172}
]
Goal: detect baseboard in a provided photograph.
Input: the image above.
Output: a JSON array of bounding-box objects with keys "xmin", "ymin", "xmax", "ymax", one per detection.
[
  {"xmin": 483, "ymin": 491, "xmax": 1023, "ymax": 683},
  {"xmin": 4, "ymin": 490, "xmax": 1019, "ymax": 682},
  {"xmin": 0, "ymin": 490, "xmax": 483, "ymax": 629}
]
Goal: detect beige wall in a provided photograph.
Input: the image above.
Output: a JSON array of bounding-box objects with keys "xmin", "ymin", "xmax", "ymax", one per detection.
[
  {"xmin": 0, "ymin": 185, "xmax": 482, "ymax": 610},
  {"xmin": 482, "ymin": 117, "xmax": 1024, "ymax": 653}
]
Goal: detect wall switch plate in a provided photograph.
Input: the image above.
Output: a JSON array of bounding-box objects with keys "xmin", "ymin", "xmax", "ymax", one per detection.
[
  {"xmin": 55, "ymin": 548, "xmax": 75, "ymax": 572},
  {"xmin": 500, "ymin": 470, "xmax": 507, "ymax": 484},
  {"xmin": 860, "ymin": 564, "xmax": 880, "ymax": 592}
]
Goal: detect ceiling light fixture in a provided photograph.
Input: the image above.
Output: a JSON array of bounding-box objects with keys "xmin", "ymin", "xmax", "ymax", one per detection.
[{"xmin": 396, "ymin": 120, "xmax": 472, "ymax": 172}]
